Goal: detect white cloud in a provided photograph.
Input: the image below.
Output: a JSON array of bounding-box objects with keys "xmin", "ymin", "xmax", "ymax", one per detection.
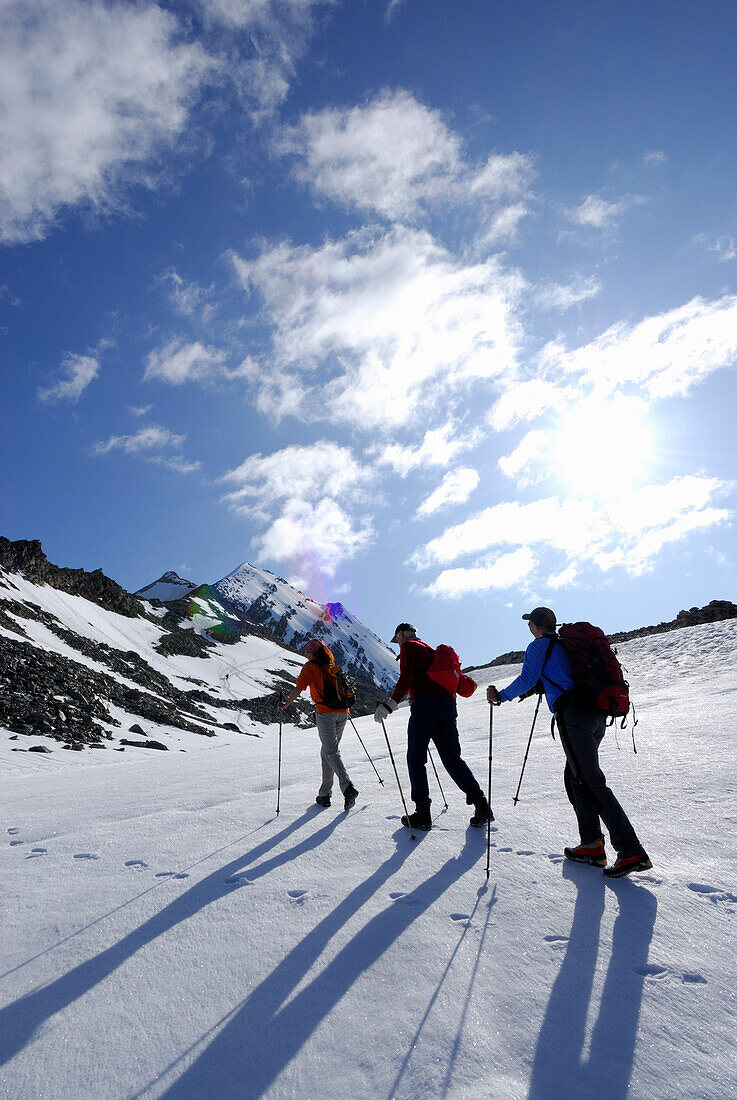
[
  {"xmin": 644, "ymin": 150, "xmax": 667, "ymax": 166},
  {"xmin": 0, "ymin": 0, "xmax": 212, "ymax": 244},
  {"xmin": 497, "ymin": 429, "xmax": 549, "ymax": 484},
  {"xmin": 423, "ymin": 548, "xmax": 537, "ymax": 598},
  {"xmin": 488, "ymin": 379, "xmax": 570, "ymax": 431},
  {"xmin": 253, "ymin": 497, "xmax": 373, "ymax": 578},
  {"xmin": 221, "ymin": 440, "xmax": 375, "ymax": 578},
  {"xmin": 534, "ymin": 275, "xmax": 601, "ymax": 311},
  {"xmin": 160, "ymin": 272, "xmax": 216, "ymax": 321},
  {"xmin": 279, "ymin": 89, "xmax": 462, "ymax": 220},
  {"xmin": 38, "ymin": 352, "xmax": 99, "ymax": 403},
  {"xmin": 92, "ymin": 423, "xmax": 200, "ymax": 474},
  {"xmin": 695, "ymin": 234, "xmax": 737, "ymax": 263},
  {"xmin": 547, "ymin": 564, "xmax": 578, "ymax": 589},
  {"xmin": 278, "ymin": 89, "xmax": 534, "ymax": 240},
  {"xmin": 93, "ymin": 424, "xmax": 185, "ymax": 456},
  {"xmin": 372, "ymin": 422, "xmax": 481, "ymax": 476},
  {"xmin": 416, "ymin": 468, "xmax": 480, "ymax": 517},
  {"xmin": 411, "ymin": 476, "xmax": 729, "ymax": 594},
  {"xmin": 144, "ymin": 338, "xmax": 246, "ymax": 385},
  {"xmin": 543, "ymin": 294, "xmax": 737, "ymax": 400},
  {"xmin": 221, "ymin": 441, "xmax": 372, "ymax": 518},
  {"xmin": 567, "ymin": 193, "xmax": 643, "ymax": 230},
  {"xmin": 232, "ymin": 226, "xmax": 524, "ymax": 429}
]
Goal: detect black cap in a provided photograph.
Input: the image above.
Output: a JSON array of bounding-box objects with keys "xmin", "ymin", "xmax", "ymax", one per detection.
[
  {"xmin": 522, "ymin": 606, "xmax": 557, "ymax": 631},
  {"xmin": 391, "ymin": 622, "xmax": 415, "ymax": 644}
]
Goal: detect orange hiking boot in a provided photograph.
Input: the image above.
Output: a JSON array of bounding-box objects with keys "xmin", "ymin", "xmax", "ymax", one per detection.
[
  {"xmin": 603, "ymin": 850, "xmax": 653, "ymax": 878},
  {"xmin": 564, "ymin": 838, "xmax": 606, "ymax": 867}
]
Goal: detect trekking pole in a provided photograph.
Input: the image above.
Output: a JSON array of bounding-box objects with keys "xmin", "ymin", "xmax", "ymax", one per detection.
[
  {"xmin": 428, "ymin": 748, "xmax": 448, "ymax": 809},
  {"xmin": 486, "ymin": 701, "xmax": 495, "ymax": 880},
  {"xmin": 348, "ymin": 715, "xmax": 384, "ymax": 785},
  {"xmin": 379, "ymin": 717, "xmax": 415, "ymax": 840},
  {"xmin": 512, "ymin": 693, "xmax": 542, "ymax": 806},
  {"xmin": 276, "ymin": 693, "xmax": 283, "ymax": 816}
]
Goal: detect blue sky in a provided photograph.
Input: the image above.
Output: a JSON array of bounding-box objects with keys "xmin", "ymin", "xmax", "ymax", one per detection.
[{"xmin": 2, "ymin": 0, "xmax": 735, "ymax": 664}]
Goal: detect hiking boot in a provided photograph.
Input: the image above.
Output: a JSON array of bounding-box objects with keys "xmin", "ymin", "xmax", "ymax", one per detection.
[
  {"xmin": 603, "ymin": 850, "xmax": 653, "ymax": 878},
  {"xmin": 470, "ymin": 795, "xmax": 493, "ymax": 828},
  {"xmin": 343, "ymin": 783, "xmax": 359, "ymax": 811},
  {"xmin": 315, "ymin": 794, "xmax": 331, "ymax": 808},
  {"xmin": 401, "ymin": 807, "xmax": 432, "ymax": 831},
  {"xmin": 564, "ymin": 838, "xmax": 607, "ymax": 867}
]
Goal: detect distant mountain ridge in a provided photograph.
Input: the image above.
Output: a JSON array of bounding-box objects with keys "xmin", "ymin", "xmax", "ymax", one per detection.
[
  {"xmin": 136, "ymin": 560, "xmax": 398, "ymax": 693},
  {"xmin": 468, "ymin": 598, "xmax": 737, "ymax": 671}
]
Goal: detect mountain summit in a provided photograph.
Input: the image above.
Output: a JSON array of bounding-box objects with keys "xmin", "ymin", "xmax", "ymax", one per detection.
[{"xmin": 212, "ymin": 561, "xmax": 397, "ymax": 692}]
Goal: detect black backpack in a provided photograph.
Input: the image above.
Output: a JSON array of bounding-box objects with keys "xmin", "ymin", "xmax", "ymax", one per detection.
[{"xmin": 316, "ymin": 661, "xmax": 356, "ymax": 709}]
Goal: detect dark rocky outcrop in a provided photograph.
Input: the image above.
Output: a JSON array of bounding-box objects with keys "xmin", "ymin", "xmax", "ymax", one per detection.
[{"xmin": 0, "ymin": 538, "xmax": 144, "ymax": 618}]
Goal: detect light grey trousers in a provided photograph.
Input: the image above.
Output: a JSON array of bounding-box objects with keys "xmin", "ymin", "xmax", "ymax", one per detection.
[{"xmin": 316, "ymin": 710, "xmax": 351, "ymax": 797}]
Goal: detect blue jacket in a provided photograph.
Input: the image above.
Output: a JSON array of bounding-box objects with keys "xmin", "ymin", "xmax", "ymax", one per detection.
[{"xmin": 499, "ymin": 635, "xmax": 574, "ymax": 713}]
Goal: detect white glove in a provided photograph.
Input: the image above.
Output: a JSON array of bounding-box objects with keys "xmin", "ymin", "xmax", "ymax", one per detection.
[{"xmin": 374, "ymin": 699, "xmax": 398, "ymax": 723}]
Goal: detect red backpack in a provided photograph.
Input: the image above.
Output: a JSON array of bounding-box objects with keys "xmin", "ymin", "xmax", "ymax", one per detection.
[
  {"xmin": 427, "ymin": 644, "xmax": 477, "ymax": 698},
  {"xmin": 556, "ymin": 622, "xmax": 630, "ymax": 718}
]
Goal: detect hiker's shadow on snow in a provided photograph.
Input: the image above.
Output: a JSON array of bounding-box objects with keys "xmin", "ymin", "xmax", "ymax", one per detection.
[
  {"xmin": 528, "ymin": 862, "xmax": 657, "ymax": 1100},
  {"xmin": 0, "ymin": 807, "xmax": 338, "ymax": 1068},
  {"xmin": 156, "ymin": 830, "xmax": 483, "ymax": 1099}
]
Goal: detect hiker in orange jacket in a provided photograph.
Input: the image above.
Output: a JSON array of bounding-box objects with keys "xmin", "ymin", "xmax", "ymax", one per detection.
[{"xmin": 279, "ymin": 639, "xmax": 358, "ymax": 812}]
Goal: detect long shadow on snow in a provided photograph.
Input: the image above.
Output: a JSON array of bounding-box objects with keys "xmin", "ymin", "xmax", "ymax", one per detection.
[
  {"xmin": 157, "ymin": 832, "xmax": 484, "ymax": 1099},
  {"xmin": 0, "ymin": 807, "xmax": 337, "ymax": 1067},
  {"xmin": 528, "ymin": 861, "xmax": 657, "ymax": 1100}
]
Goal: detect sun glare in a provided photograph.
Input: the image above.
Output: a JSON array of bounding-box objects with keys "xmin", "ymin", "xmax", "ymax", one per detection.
[{"xmin": 552, "ymin": 396, "xmax": 655, "ymax": 499}]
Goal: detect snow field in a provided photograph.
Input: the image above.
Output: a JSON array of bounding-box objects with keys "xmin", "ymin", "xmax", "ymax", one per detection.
[{"xmin": 1, "ymin": 619, "xmax": 736, "ymax": 1098}]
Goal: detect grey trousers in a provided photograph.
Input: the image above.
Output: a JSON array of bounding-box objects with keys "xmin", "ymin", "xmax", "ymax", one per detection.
[
  {"xmin": 316, "ymin": 710, "xmax": 351, "ymax": 797},
  {"xmin": 556, "ymin": 703, "xmax": 642, "ymax": 857}
]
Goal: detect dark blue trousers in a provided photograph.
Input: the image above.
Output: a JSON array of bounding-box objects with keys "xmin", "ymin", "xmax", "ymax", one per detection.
[{"xmin": 406, "ymin": 693, "xmax": 483, "ymax": 809}]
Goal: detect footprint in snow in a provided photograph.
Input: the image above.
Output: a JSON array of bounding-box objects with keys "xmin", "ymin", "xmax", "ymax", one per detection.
[
  {"xmin": 389, "ymin": 891, "xmax": 405, "ymax": 900},
  {"xmin": 516, "ymin": 850, "xmax": 535, "ymax": 856},
  {"xmin": 74, "ymin": 853, "xmax": 100, "ymax": 860},
  {"xmin": 682, "ymin": 972, "xmax": 708, "ymax": 984},
  {"xmin": 125, "ymin": 860, "xmax": 148, "ymax": 870},
  {"xmin": 687, "ymin": 883, "xmax": 737, "ymax": 911},
  {"xmin": 9, "ymin": 840, "xmax": 23, "ymax": 846},
  {"xmin": 225, "ymin": 872, "xmax": 252, "ymax": 885},
  {"xmin": 26, "ymin": 848, "xmax": 47, "ymax": 858},
  {"xmin": 544, "ymin": 935, "xmax": 569, "ymax": 945},
  {"xmin": 450, "ymin": 912, "xmax": 471, "ymax": 925},
  {"xmin": 498, "ymin": 846, "xmax": 513, "ymax": 853},
  {"xmin": 288, "ymin": 889, "xmax": 307, "ymax": 901},
  {"xmin": 8, "ymin": 828, "xmax": 19, "ymax": 834},
  {"xmin": 635, "ymin": 964, "xmax": 668, "ymax": 979}
]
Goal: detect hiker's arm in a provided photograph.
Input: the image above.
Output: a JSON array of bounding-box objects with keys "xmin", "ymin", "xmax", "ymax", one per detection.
[
  {"xmin": 278, "ymin": 666, "xmax": 310, "ymax": 709},
  {"xmin": 498, "ymin": 641, "xmax": 545, "ymax": 702}
]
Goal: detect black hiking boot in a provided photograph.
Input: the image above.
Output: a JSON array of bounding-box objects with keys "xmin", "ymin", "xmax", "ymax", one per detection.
[
  {"xmin": 401, "ymin": 806, "xmax": 432, "ymax": 831},
  {"xmin": 315, "ymin": 794, "xmax": 331, "ymax": 808},
  {"xmin": 470, "ymin": 795, "xmax": 492, "ymax": 828},
  {"xmin": 343, "ymin": 783, "xmax": 359, "ymax": 811}
]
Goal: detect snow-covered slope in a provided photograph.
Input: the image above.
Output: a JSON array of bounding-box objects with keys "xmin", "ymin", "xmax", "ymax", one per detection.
[
  {"xmin": 1, "ymin": 618, "xmax": 735, "ymax": 1099},
  {"xmin": 0, "ymin": 562, "xmax": 313, "ymax": 749},
  {"xmin": 135, "ymin": 571, "xmax": 198, "ymax": 602},
  {"xmin": 213, "ymin": 560, "xmax": 398, "ymax": 691}
]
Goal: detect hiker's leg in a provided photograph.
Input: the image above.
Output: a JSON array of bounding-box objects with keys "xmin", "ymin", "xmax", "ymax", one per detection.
[
  {"xmin": 431, "ymin": 695, "xmax": 483, "ymax": 803},
  {"xmin": 406, "ymin": 698, "xmax": 432, "ymax": 809},
  {"xmin": 559, "ymin": 706, "xmax": 642, "ymax": 855},
  {"xmin": 316, "ymin": 711, "xmax": 351, "ymax": 796}
]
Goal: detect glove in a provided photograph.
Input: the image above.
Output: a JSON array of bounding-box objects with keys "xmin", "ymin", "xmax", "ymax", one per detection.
[
  {"xmin": 374, "ymin": 699, "xmax": 398, "ymax": 723},
  {"xmin": 486, "ymin": 685, "xmax": 502, "ymax": 706}
]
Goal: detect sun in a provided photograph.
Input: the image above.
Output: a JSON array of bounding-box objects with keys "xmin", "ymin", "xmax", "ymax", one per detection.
[{"xmin": 551, "ymin": 395, "xmax": 655, "ymax": 499}]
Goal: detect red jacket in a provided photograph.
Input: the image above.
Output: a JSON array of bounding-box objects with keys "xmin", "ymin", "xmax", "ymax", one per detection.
[{"xmin": 391, "ymin": 638, "xmax": 450, "ymax": 704}]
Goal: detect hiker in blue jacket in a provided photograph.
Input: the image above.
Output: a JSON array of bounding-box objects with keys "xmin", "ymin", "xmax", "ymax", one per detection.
[{"xmin": 487, "ymin": 607, "xmax": 651, "ymax": 878}]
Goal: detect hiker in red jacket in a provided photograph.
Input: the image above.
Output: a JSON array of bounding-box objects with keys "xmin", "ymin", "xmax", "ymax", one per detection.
[{"xmin": 375, "ymin": 623, "xmax": 490, "ymax": 831}]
